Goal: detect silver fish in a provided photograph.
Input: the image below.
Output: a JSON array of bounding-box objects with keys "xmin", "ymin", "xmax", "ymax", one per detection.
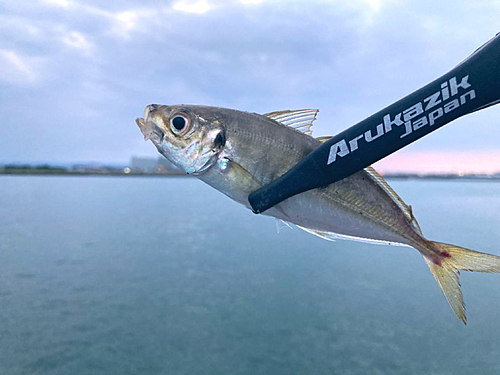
[{"xmin": 136, "ymin": 104, "xmax": 500, "ymax": 323}]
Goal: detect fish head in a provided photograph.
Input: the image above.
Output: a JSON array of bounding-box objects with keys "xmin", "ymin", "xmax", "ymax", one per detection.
[{"xmin": 136, "ymin": 104, "xmax": 226, "ymax": 175}]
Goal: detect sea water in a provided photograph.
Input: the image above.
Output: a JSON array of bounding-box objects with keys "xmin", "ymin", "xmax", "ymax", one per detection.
[{"xmin": 1, "ymin": 176, "xmax": 500, "ymax": 375}]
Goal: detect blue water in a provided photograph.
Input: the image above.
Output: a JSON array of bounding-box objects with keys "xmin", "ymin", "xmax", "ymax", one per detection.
[{"xmin": 1, "ymin": 176, "xmax": 500, "ymax": 374}]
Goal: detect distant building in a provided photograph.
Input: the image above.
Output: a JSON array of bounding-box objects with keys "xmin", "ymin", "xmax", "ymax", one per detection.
[
  {"xmin": 130, "ymin": 157, "xmax": 159, "ymax": 173},
  {"xmin": 157, "ymin": 157, "xmax": 182, "ymax": 174},
  {"xmin": 130, "ymin": 156, "xmax": 182, "ymax": 174}
]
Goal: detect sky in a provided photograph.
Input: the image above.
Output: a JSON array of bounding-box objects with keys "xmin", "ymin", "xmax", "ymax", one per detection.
[{"xmin": 0, "ymin": 0, "xmax": 499, "ymax": 173}]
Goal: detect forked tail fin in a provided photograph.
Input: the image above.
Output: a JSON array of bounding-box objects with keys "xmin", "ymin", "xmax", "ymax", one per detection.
[{"xmin": 425, "ymin": 242, "xmax": 500, "ymax": 324}]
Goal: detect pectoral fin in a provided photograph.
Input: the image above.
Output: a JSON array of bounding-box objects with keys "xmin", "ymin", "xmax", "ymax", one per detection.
[
  {"xmin": 217, "ymin": 157, "xmax": 291, "ymax": 220},
  {"xmin": 218, "ymin": 157, "xmax": 262, "ymax": 194}
]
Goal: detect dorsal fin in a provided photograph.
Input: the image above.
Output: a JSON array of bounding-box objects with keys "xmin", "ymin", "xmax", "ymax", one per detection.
[
  {"xmin": 316, "ymin": 136, "xmax": 332, "ymax": 143},
  {"xmin": 264, "ymin": 109, "xmax": 318, "ymax": 136}
]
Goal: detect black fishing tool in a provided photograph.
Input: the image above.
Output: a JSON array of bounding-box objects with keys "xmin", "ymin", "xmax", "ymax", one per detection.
[{"xmin": 249, "ymin": 32, "xmax": 500, "ymax": 214}]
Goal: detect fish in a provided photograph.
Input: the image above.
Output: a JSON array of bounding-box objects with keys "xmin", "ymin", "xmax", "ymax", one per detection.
[{"xmin": 136, "ymin": 104, "xmax": 500, "ymax": 324}]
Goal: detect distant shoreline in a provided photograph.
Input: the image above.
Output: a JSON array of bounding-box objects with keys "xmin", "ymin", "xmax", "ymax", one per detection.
[
  {"xmin": 0, "ymin": 170, "xmax": 188, "ymax": 177},
  {"xmin": 1, "ymin": 169, "xmax": 500, "ymax": 181},
  {"xmin": 384, "ymin": 175, "xmax": 500, "ymax": 181}
]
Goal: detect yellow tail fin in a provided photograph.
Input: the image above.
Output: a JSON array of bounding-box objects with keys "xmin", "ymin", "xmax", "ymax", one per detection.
[{"xmin": 425, "ymin": 242, "xmax": 500, "ymax": 324}]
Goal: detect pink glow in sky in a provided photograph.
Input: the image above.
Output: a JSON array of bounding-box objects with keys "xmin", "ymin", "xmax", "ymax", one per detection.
[{"xmin": 373, "ymin": 150, "xmax": 500, "ymax": 174}]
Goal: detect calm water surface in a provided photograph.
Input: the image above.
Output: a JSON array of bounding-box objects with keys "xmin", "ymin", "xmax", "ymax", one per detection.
[{"xmin": 1, "ymin": 176, "xmax": 500, "ymax": 374}]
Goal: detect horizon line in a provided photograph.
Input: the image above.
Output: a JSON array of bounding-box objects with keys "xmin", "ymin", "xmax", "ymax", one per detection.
[{"xmin": 2, "ymin": 150, "xmax": 500, "ymax": 175}]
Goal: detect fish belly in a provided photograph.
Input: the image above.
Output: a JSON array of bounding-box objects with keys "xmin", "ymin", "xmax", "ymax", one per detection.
[{"xmin": 270, "ymin": 171, "xmax": 419, "ymax": 246}]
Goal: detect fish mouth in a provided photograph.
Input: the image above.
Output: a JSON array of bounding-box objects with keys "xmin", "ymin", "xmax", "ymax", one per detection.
[
  {"xmin": 143, "ymin": 104, "xmax": 159, "ymax": 120},
  {"xmin": 136, "ymin": 117, "xmax": 148, "ymax": 138},
  {"xmin": 136, "ymin": 116, "xmax": 164, "ymax": 144},
  {"xmin": 136, "ymin": 104, "xmax": 163, "ymax": 141}
]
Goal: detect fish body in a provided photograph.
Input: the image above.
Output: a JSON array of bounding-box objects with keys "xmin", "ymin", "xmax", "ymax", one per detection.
[{"xmin": 136, "ymin": 104, "xmax": 500, "ymax": 323}]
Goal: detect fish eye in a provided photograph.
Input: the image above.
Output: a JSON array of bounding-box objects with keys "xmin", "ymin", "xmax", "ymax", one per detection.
[{"xmin": 170, "ymin": 114, "xmax": 190, "ymax": 135}]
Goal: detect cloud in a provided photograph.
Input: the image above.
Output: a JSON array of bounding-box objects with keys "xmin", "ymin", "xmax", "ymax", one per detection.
[
  {"xmin": 61, "ymin": 30, "xmax": 95, "ymax": 55},
  {"xmin": 0, "ymin": 49, "xmax": 45, "ymax": 85},
  {"xmin": 110, "ymin": 10, "xmax": 142, "ymax": 39},
  {"xmin": 172, "ymin": 0, "xmax": 212, "ymax": 14},
  {"xmin": 43, "ymin": 0, "xmax": 72, "ymax": 7},
  {"xmin": 0, "ymin": 0, "xmax": 499, "ymax": 165},
  {"xmin": 240, "ymin": 0, "xmax": 263, "ymax": 4}
]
